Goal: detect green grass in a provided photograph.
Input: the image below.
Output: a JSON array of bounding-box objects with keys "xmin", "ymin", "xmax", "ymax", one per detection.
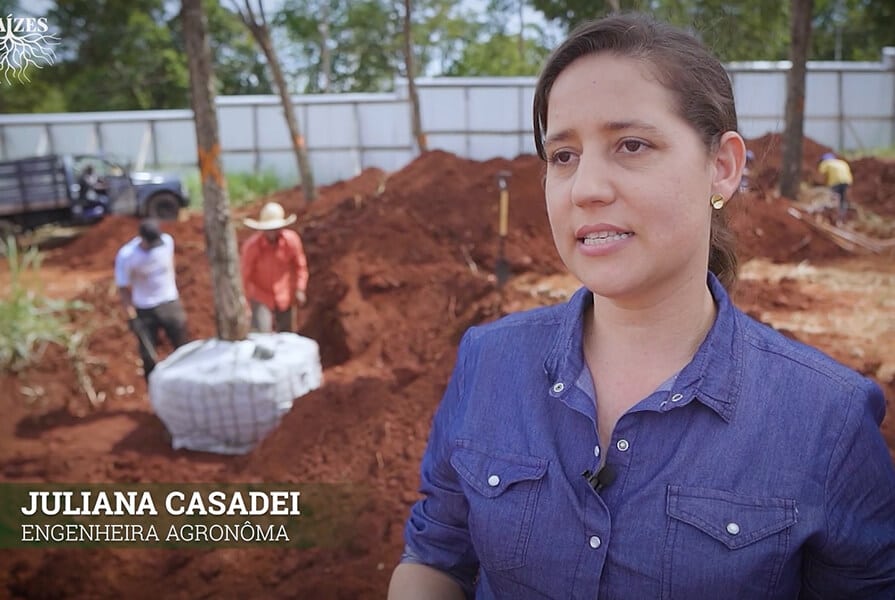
[
  {"xmin": 183, "ymin": 169, "xmax": 286, "ymax": 210},
  {"xmin": 0, "ymin": 238, "xmax": 89, "ymax": 373}
]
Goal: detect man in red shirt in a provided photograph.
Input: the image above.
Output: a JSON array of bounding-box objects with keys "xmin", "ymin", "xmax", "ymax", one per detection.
[{"xmin": 240, "ymin": 202, "xmax": 309, "ymax": 333}]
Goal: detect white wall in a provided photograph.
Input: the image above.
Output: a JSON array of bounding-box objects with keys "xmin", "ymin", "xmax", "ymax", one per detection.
[{"xmin": 1, "ymin": 60, "xmax": 893, "ymax": 186}]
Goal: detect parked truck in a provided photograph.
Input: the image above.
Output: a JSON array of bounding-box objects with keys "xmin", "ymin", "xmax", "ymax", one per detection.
[{"xmin": 0, "ymin": 154, "xmax": 189, "ymax": 238}]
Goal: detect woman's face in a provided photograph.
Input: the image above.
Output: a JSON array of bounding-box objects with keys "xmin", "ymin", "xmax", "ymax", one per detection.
[{"xmin": 543, "ymin": 53, "xmax": 739, "ymax": 306}]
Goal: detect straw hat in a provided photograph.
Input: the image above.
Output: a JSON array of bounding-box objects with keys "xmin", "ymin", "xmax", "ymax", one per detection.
[{"xmin": 243, "ymin": 202, "xmax": 297, "ymax": 230}]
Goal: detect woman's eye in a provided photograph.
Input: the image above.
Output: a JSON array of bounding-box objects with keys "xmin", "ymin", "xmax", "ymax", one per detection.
[
  {"xmin": 552, "ymin": 150, "xmax": 574, "ymax": 164},
  {"xmin": 621, "ymin": 140, "xmax": 646, "ymax": 153}
]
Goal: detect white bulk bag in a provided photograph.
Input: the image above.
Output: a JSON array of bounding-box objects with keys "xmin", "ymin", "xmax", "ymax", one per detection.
[{"xmin": 148, "ymin": 333, "xmax": 323, "ymax": 454}]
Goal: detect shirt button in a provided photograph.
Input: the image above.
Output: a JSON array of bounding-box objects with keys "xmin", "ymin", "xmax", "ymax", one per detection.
[
  {"xmin": 726, "ymin": 522, "xmax": 740, "ymax": 535},
  {"xmin": 616, "ymin": 439, "xmax": 630, "ymax": 452},
  {"xmin": 487, "ymin": 475, "xmax": 500, "ymax": 487},
  {"xmin": 593, "ymin": 445, "xmax": 600, "ymax": 458},
  {"xmin": 552, "ymin": 382, "xmax": 565, "ymax": 393},
  {"xmin": 589, "ymin": 535, "xmax": 602, "ymax": 549},
  {"xmin": 671, "ymin": 393, "xmax": 683, "ymax": 402}
]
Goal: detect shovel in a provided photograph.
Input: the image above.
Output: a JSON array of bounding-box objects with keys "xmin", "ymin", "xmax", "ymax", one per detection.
[{"xmin": 495, "ymin": 171, "xmax": 511, "ymax": 287}]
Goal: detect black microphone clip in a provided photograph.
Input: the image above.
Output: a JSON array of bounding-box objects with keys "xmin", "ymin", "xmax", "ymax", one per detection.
[{"xmin": 582, "ymin": 464, "xmax": 616, "ymax": 492}]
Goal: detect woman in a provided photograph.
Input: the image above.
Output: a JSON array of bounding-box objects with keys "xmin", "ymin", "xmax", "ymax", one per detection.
[{"xmin": 389, "ymin": 13, "xmax": 895, "ymax": 599}]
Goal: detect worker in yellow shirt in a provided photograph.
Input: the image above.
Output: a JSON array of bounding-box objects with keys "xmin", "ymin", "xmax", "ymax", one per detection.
[{"xmin": 817, "ymin": 152, "xmax": 853, "ymax": 224}]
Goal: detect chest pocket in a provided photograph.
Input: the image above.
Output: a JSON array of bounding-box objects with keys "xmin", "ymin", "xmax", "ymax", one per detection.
[
  {"xmin": 451, "ymin": 444, "xmax": 548, "ymax": 571},
  {"xmin": 663, "ymin": 485, "xmax": 798, "ymax": 599}
]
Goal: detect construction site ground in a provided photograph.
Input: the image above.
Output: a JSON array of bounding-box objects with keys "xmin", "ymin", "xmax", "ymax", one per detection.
[{"xmin": 1, "ymin": 133, "xmax": 894, "ymax": 598}]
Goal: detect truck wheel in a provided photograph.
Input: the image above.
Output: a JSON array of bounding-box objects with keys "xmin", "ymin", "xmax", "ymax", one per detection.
[{"xmin": 146, "ymin": 193, "xmax": 181, "ymax": 220}]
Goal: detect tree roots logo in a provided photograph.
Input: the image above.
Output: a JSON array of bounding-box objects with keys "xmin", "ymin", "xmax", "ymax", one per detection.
[{"xmin": 0, "ymin": 14, "xmax": 60, "ymax": 85}]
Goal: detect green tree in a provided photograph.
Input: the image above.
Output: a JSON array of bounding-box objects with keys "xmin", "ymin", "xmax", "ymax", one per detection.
[
  {"xmin": 530, "ymin": 0, "xmax": 894, "ymax": 62},
  {"xmin": 434, "ymin": 0, "xmax": 552, "ymax": 76},
  {"xmin": 0, "ymin": 0, "xmax": 66, "ymax": 112},
  {"xmin": 48, "ymin": 0, "xmax": 190, "ymax": 111},
  {"xmin": 17, "ymin": 0, "xmax": 270, "ymax": 113},
  {"xmin": 445, "ymin": 32, "xmax": 550, "ymax": 76},
  {"xmin": 278, "ymin": 0, "xmax": 401, "ymax": 93},
  {"xmin": 171, "ymin": 1, "xmax": 274, "ymax": 95},
  {"xmin": 529, "ymin": 0, "xmax": 622, "ymax": 28},
  {"xmin": 530, "ymin": 0, "xmax": 792, "ymax": 61},
  {"xmin": 659, "ymin": 0, "xmax": 789, "ymax": 61},
  {"xmin": 277, "ymin": 0, "xmax": 485, "ymax": 92},
  {"xmin": 277, "ymin": 0, "xmax": 483, "ymax": 92},
  {"xmin": 0, "ymin": 70, "xmax": 68, "ymax": 113},
  {"xmin": 410, "ymin": 0, "xmax": 483, "ymax": 76},
  {"xmin": 811, "ymin": 0, "xmax": 895, "ymax": 60}
]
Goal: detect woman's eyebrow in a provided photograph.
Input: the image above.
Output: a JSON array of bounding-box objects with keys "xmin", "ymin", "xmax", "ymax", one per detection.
[
  {"xmin": 602, "ymin": 119, "xmax": 661, "ymax": 134},
  {"xmin": 545, "ymin": 120, "xmax": 662, "ymax": 146},
  {"xmin": 543, "ymin": 129, "xmax": 575, "ymax": 147}
]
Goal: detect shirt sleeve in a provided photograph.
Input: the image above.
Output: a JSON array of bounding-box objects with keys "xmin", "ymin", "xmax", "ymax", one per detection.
[
  {"xmin": 113, "ymin": 245, "xmax": 130, "ymax": 288},
  {"xmin": 401, "ymin": 330, "xmax": 480, "ymax": 597},
  {"xmin": 291, "ymin": 232, "xmax": 309, "ymax": 292},
  {"xmin": 800, "ymin": 377, "xmax": 895, "ymax": 598}
]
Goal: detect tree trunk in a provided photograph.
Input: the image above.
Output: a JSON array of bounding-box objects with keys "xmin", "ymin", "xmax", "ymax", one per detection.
[
  {"xmin": 607, "ymin": 0, "xmax": 620, "ymax": 12},
  {"xmin": 319, "ymin": 4, "xmax": 331, "ymax": 93},
  {"xmin": 181, "ymin": 0, "xmax": 249, "ymax": 341},
  {"xmin": 239, "ymin": 2, "xmax": 316, "ymax": 203},
  {"xmin": 403, "ymin": 0, "xmax": 427, "ymax": 153},
  {"xmin": 779, "ymin": 0, "xmax": 813, "ymax": 200}
]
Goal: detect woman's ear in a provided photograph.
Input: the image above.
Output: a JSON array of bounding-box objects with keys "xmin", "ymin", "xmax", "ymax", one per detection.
[{"xmin": 712, "ymin": 131, "xmax": 747, "ymax": 198}]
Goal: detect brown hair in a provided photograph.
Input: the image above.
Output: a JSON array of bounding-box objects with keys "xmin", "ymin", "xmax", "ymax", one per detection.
[{"xmin": 532, "ymin": 13, "xmax": 739, "ymax": 290}]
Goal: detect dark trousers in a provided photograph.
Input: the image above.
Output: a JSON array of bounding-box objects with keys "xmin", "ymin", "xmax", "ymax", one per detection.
[
  {"xmin": 832, "ymin": 183, "xmax": 849, "ymax": 220},
  {"xmin": 250, "ymin": 300, "xmax": 292, "ymax": 333},
  {"xmin": 134, "ymin": 300, "xmax": 189, "ymax": 379}
]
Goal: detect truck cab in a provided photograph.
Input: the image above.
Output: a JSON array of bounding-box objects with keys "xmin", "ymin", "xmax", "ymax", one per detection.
[
  {"xmin": 0, "ymin": 154, "xmax": 189, "ymax": 237},
  {"xmin": 69, "ymin": 154, "xmax": 188, "ymax": 220}
]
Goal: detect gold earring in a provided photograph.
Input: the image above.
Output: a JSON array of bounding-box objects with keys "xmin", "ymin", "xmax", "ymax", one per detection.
[{"xmin": 710, "ymin": 193, "xmax": 726, "ymax": 209}]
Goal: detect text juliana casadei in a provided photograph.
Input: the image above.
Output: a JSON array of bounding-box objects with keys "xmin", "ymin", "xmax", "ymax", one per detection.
[
  {"xmin": 13, "ymin": 490, "xmax": 303, "ymax": 545},
  {"xmin": 21, "ymin": 490, "xmax": 301, "ymax": 516}
]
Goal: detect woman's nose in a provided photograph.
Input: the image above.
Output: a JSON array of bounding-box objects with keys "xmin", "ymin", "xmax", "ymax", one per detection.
[{"xmin": 570, "ymin": 156, "xmax": 614, "ymax": 207}]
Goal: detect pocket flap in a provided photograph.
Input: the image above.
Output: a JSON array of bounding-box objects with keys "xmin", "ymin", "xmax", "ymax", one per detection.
[
  {"xmin": 451, "ymin": 445, "xmax": 548, "ymax": 498},
  {"xmin": 667, "ymin": 485, "xmax": 797, "ymax": 550}
]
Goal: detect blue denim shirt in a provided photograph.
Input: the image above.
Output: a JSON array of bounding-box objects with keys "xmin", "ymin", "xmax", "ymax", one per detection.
[{"xmin": 402, "ymin": 274, "xmax": 895, "ymax": 599}]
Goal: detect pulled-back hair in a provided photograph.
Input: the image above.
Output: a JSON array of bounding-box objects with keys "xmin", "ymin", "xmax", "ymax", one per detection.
[{"xmin": 532, "ymin": 13, "xmax": 739, "ymax": 289}]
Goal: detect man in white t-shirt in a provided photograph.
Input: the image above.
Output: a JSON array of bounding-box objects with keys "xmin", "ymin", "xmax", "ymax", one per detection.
[{"xmin": 114, "ymin": 219, "xmax": 189, "ymax": 380}]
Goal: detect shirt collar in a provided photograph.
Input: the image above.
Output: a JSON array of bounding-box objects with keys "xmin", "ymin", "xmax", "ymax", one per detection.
[{"xmin": 544, "ymin": 272, "xmax": 742, "ymax": 422}]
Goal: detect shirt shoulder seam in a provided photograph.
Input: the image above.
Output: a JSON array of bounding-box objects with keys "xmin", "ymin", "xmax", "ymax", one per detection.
[{"xmin": 740, "ymin": 322, "xmax": 859, "ymax": 392}]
